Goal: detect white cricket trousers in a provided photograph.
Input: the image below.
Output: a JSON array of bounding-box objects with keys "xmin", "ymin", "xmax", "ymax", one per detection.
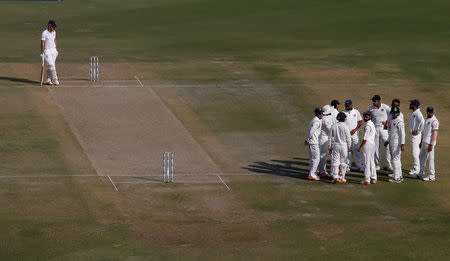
[
  {"xmin": 374, "ymin": 126, "xmax": 391, "ymax": 169},
  {"xmin": 309, "ymin": 144, "xmax": 320, "ymax": 178},
  {"xmin": 44, "ymin": 48, "xmax": 59, "ymax": 81},
  {"xmin": 362, "ymin": 143, "xmax": 376, "ymax": 182},
  {"xmin": 410, "ymin": 133, "xmax": 422, "ymax": 171},
  {"xmin": 318, "ymin": 138, "xmax": 329, "ymax": 173},
  {"xmin": 348, "ymin": 134, "xmax": 363, "ymax": 168},
  {"xmin": 419, "ymin": 143, "xmax": 435, "ymax": 178},
  {"xmin": 389, "ymin": 142, "xmax": 403, "ymax": 180},
  {"xmin": 331, "ymin": 144, "xmax": 348, "ymax": 179}
]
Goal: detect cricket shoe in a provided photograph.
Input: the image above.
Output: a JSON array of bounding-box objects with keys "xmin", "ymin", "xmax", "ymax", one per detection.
[
  {"xmin": 308, "ymin": 176, "xmax": 320, "ymax": 181},
  {"xmin": 338, "ymin": 179, "xmax": 347, "ymax": 183},
  {"xmin": 409, "ymin": 169, "xmax": 419, "ymax": 175},
  {"xmin": 53, "ymin": 79, "xmax": 60, "ymax": 86},
  {"xmin": 361, "ymin": 180, "xmax": 370, "ymax": 185},
  {"xmin": 46, "ymin": 79, "xmax": 53, "ymax": 86},
  {"xmin": 388, "ymin": 173, "xmax": 395, "ymax": 178},
  {"xmin": 412, "ymin": 174, "xmax": 424, "ymax": 180},
  {"xmin": 422, "ymin": 176, "xmax": 435, "ymax": 182},
  {"xmin": 317, "ymin": 172, "xmax": 330, "ymax": 178},
  {"xmin": 389, "ymin": 178, "xmax": 403, "ymax": 183},
  {"xmin": 371, "ymin": 180, "xmax": 377, "ymax": 184},
  {"xmin": 332, "ymin": 179, "xmax": 339, "ymax": 184}
]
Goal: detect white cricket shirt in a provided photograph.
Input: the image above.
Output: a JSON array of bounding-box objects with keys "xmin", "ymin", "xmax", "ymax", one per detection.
[
  {"xmin": 329, "ymin": 122, "xmax": 351, "ymax": 146},
  {"xmin": 363, "ymin": 120, "xmax": 376, "ymax": 144},
  {"xmin": 388, "ymin": 117, "xmax": 405, "ymax": 144},
  {"xmin": 41, "ymin": 29, "xmax": 56, "ymax": 50},
  {"xmin": 422, "ymin": 115, "xmax": 439, "ymax": 145},
  {"xmin": 343, "ymin": 108, "xmax": 362, "ymax": 133},
  {"xmin": 409, "ymin": 109, "xmax": 424, "ymax": 133},
  {"xmin": 306, "ymin": 116, "xmax": 322, "ymax": 145},
  {"xmin": 369, "ymin": 103, "xmax": 390, "ymax": 127}
]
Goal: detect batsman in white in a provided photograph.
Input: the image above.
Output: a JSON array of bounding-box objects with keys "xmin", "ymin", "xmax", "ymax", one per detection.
[
  {"xmin": 328, "ymin": 112, "xmax": 351, "ymax": 183},
  {"xmin": 384, "ymin": 107, "xmax": 406, "ymax": 183},
  {"xmin": 41, "ymin": 20, "xmax": 60, "ymax": 86},
  {"xmin": 317, "ymin": 105, "xmax": 333, "ymax": 178},
  {"xmin": 305, "ymin": 108, "xmax": 323, "ymax": 181},
  {"xmin": 408, "ymin": 99, "xmax": 424, "ymax": 175},
  {"xmin": 358, "ymin": 111, "xmax": 377, "ymax": 184},
  {"xmin": 416, "ymin": 106, "xmax": 439, "ymax": 181},
  {"xmin": 368, "ymin": 95, "xmax": 392, "ymax": 171},
  {"xmin": 342, "ymin": 100, "xmax": 364, "ymax": 171}
]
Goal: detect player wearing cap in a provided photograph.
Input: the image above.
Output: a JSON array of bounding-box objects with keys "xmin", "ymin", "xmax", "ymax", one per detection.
[
  {"xmin": 384, "ymin": 107, "xmax": 405, "ymax": 183},
  {"xmin": 318, "ymin": 105, "xmax": 333, "ymax": 178},
  {"xmin": 330, "ymin": 100, "xmax": 340, "ymax": 124},
  {"xmin": 408, "ymin": 99, "xmax": 424, "ymax": 175},
  {"xmin": 368, "ymin": 95, "xmax": 392, "ymax": 170},
  {"xmin": 415, "ymin": 107, "xmax": 439, "ymax": 181},
  {"xmin": 342, "ymin": 100, "xmax": 364, "ymax": 171},
  {"xmin": 41, "ymin": 20, "xmax": 60, "ymax": 85},
  {"xmin": 305, "ymin": 108, "xmax": 323, "ymax": 181},
  {"xmin": 329, "ymin": 112, "xmax": 352, "ymax": 183},
  {"xmin": 358, "ymin": 111, "xmax": 377, "ymax": 184}
]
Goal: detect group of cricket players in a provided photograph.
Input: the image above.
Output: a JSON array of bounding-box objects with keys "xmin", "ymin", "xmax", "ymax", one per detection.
[{"xmin": 305, "ymin": 95, "xmax": 439, "ymax": 184}]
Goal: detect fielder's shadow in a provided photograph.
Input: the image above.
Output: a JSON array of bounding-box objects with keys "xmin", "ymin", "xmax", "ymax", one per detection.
[
  {"xmin": 242, "ymin": 157, "xmax": 312, "ymax": 181},
  {"xmin": 0, "ymin": 76, "xmax": 39, "ymax": 84}
]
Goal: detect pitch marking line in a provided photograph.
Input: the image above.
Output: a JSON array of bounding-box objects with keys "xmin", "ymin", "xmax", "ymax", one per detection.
[
  {"xmin": 217, "ymin": 175, "xmax": 231, "ymax": 191},
  {"xmin": 115, "ymin": 180, "xmax": 222, "ymax": 184},
  {"xmin": 134, "ymin": 76, "xmax": 145, "ymax": 87},
  {"xmin": 107, "ymin": 175, "xmax": 119, "ymax": 192}
]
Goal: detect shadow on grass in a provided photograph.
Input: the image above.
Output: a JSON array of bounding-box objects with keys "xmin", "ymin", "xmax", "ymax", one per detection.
[
  {"xmin": 244, "ymin": 157, "xmax": 414, "ymax": 184},
  {"xmin": 243, "ymin": 157, "xmax": 314, "ymax": 181},
  {"xmin": 0, "ymin": 76, "xmax": 39, "ymax": 84}
]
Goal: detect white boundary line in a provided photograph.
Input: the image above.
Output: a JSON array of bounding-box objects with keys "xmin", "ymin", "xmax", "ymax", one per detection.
[
  {"xmin": 134, "ymin": 76, "xmax": 144, "ymax": 87},
  {"xmin": 107, "ymin": 175, "xmax": 119, "ymax": 192},
  {"xmin": 0, "ymin": 173, "xmax": 267, "ymax": 178},
  {"xmin": 217, "ymin": 175, "xmax": 231, "ymax": 191}
]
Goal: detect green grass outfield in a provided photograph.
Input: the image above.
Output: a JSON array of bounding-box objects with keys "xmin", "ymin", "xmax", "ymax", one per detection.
[{"xmin": 0, "ymin": 0, "xmax": 449, "ymax": 260}]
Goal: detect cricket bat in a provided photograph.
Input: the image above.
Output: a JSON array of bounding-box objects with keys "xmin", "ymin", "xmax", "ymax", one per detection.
[{"xmin": 40, "ymin": 55, "xmax": 45, "ymax": 86}]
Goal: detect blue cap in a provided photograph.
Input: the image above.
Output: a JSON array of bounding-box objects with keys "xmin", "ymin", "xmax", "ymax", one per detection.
[
  {"xmin": 314, "ymin": 107, "xmax": 324, "ymax": 115},
  {"xmin": 426, "ymin": 106, "xmax": 434, "ymax": 113},
  {"xmin": 330, "ymin": 100, "xmax": 340, "ymax": 107},
  {"xmin": 345, "ymin": 100, "xmax": 352, "ymax": 106},
  {"xmin": 371, "ymin": 95, "xmax": 381, "ymax": 101}
]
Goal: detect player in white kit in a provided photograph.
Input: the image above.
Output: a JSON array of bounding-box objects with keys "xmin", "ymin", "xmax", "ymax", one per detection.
[
  {"xmin": 408, "ymin": 99, "xmax": 424, "ymax": 175},
  {"xmin": 41, "ymin": 20, "xmax": 60, "ymax": 85},
  {"xmin": 384, "ymin": 107, "xmax": 406, "ymax": 183},
  {"xmin": 368, "ymin": 95, "xmax": 392, "ymax": 170},
  {"xmin": 358, "ymin": 111, "xmax": 377, "ymax": 184},
  {"xmin": 342, "ymin": 100, "xmax": 363, "ymax": 171},
  {"xmin": 329, "ymin": 112, "xmax": 351, "ymax": 183},
  {"xmin": 305, "ymin": 108, "xmax": 323, "ymax": 181},
  {"xmin": 318, "ymin": 105, "xmax": 333, "ymax": 178},
  {"xmin": 415, "ymin": 107, "xmax": 439, "ymax": 181},
  {"xmin": 330, "ymin": 100, "xmax": 340, "ymax": 124}
]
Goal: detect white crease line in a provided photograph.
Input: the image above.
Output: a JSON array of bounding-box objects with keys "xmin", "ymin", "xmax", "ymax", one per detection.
[
  {"xmin": 0, "ymin": 173, "xmax": 277, "ymax": 178},
  {"xmin": 134, "ymin": 76, "xmax": 145, "ymax": 87},
  {"xmin": 59, "ymin": 80, "xmax": 137, "ymax": 82},
  {"xmin": 0, "ymin": 85, "xmax": 142, "ymax": 88},
  {"xmin": 217, "ymin": 175, "xmax": 231, "ymax": 191},
  {"xmin": 115, "ymin": 180, "xmax": 222, "ymax": 184},
  {"xmin": 107, "ymin": 175, "xmax": 119, "ymax": 192}
]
